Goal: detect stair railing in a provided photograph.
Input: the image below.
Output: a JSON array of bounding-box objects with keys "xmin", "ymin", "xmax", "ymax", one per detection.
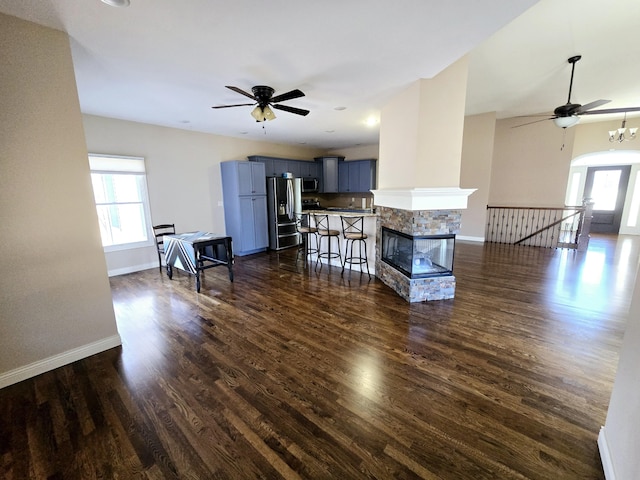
[{"xmin": 485, "ymin": 200, "xmax": 593, "ymax": 250}]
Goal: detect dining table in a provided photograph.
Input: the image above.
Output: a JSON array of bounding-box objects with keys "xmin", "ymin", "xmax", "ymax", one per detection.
[{"xmin": 163, "ymin": 231, "xmax": 233, "ymax": 292}]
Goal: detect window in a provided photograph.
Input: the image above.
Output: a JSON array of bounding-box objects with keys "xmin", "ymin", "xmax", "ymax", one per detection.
[
  {"xmin": 89, "ymin": 154, "xmax": 153, "ymax": 251},
  {"xmin": 591, "ymin": 169, "xmax": 622, "ymax": 211}
]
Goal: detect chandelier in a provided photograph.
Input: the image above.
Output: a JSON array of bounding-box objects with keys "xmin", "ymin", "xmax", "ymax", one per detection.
[{"xmin": 608, "ymin": 113, "xmax": 638, "ymax": 143}]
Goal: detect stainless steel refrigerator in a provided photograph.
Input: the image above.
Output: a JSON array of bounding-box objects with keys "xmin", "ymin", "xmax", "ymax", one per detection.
[{"xmin": 266, "ymin": 176, "xmax": 302, "ymax": 250}]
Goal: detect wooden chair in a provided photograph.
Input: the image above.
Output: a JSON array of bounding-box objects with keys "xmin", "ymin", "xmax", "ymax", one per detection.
[{"xmin": 152, "ymin": 224, "xmax": 175, "ymax": 271}]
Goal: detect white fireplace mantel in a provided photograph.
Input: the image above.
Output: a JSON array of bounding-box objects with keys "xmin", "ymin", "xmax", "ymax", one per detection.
[{"xmin": 371, "ymin": 187, "xmax": 476, "ymax": 211}]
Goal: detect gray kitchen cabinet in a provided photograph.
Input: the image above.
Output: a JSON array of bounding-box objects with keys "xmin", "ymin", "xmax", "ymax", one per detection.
[
  {"xmin": 299, "ymin": 161, "xmax": 320, "ymax": 178},
  {"xmin": 221, "ymin": 160, "xmax": 269, "ymax": 256},
  {"xmin": 338, "ymin": 161, "xmax": 351, "ymax": 192},
  {"xmin": 238, "ymin": 195, "xmax": 268, "ymax": 253},
  {"xmin": 248, "ymin": 155, "xmax": 300, "ymax": 177},
  {"xmin": 338, "ymin": 159, "xmax": 377, "ymax": 193},
  {"xmin": 256, "ymin": 156, "xmax": 275, "ymax": 176},
  {"xmin": 271, "ymin": 158, "xmax": 289, "ymax": 176},
  {"xmin": 248, "ymin": 155, "xmax": 321, "ymax": 181},
  {"xmin": 315, "ymin": 156, "xmax": 344, "ymax": 193},
  {"xmin": 248, "ymin": 155, "xmax": 284, "ymax": 176},
  {"xmin": 285, "ymin": 160, "xmax": 301, "ymax": 178},
  {"xmin": 237, "ymin": 161, "xmax": 267, "ymax": 196}
]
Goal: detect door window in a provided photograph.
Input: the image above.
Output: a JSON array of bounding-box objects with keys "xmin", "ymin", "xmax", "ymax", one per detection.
[{"xmin": 590, "ymin": 169, "xmax": 622, "ymax": 211}]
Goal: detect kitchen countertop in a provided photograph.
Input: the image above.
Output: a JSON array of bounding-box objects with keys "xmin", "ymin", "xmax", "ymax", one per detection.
[{"xmin": 304, "ymin": 208, "xmax": 378, "ymax": 217}]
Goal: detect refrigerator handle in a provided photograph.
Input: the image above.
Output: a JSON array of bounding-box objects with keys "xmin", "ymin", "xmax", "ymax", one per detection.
[{"xmin": 286, "ymin": 179, "xmax": 294, "ymax": 220}]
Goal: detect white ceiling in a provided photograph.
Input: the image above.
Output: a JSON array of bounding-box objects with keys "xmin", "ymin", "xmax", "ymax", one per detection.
[{"xmin": 1, "ymin": 0, "xmax": 639, "ymax": 149}]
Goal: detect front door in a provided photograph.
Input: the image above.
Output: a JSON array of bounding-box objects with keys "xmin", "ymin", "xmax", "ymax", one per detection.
[{"xmin": 584, "ymin": 165, "xmax": 631, "ymax": 234}]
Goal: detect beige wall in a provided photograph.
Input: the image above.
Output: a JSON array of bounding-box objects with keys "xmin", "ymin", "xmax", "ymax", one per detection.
[
  {"xmin": 489, "ymin": 117, "xmax": 574, "ymax": 206},
  {"xmin": 0, "ymin": 14, "xmax": 120, "ymax": 386},
  {"xmin": 328, "ymin": 144, "xmax": 379, "ymax": 160},
  {"xmin": 83, "ymin": 115, "xmax": 325, "ymax": 274},
  {"xmin": 460, "ymin": 112, "xmax": 496, "ymax": 239},
  {"xmin": 378, "ymin": 81, "xmax": 421, "ymax": 188},
  {"xmin": 415, "ymin": 56, "xmax": 468, "ymax": 188},
  {"xmin": 573, "ymin": 118, "xmax": 640, "ymax": 159},
  {"xmin": 378, "ymin": 57, "xmax": 468, "ymax": 189}
]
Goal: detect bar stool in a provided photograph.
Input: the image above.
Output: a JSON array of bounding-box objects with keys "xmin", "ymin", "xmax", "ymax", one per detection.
[
  {"xmin": 340, "ymin": 215, "xmax": 371, "ymax": 278},
  {"xmin": 294, "ymin": 212, "xmax": 318, "ymax": 263},
  {"xmin": 313, "ymin": 213, "xmax": 342, "ymax": 270}
]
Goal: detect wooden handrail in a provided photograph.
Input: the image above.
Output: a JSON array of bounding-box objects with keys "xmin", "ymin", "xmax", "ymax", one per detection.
[{"xmin": 487, "ymin": 205, "xmax": 584, "ymax": 211}]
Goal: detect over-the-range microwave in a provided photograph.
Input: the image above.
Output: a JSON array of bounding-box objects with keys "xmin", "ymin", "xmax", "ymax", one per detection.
[{"xmin": 302, "ymin": 177, "xmax": 319, "ymax": 193}]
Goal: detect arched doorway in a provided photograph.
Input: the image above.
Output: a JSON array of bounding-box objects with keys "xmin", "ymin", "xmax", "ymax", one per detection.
[{"xmin": 566, "ymin": 151, "xmax": 640, "ymax": 235}]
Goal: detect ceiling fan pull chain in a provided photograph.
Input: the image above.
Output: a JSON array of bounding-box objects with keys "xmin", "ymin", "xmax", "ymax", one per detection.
[{"xmin": 561, "ymin": 127, "xmax": 567, "ymax": 151}]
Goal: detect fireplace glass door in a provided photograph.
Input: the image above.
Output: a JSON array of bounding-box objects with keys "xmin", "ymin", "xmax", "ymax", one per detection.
[{"xmin": 381, "ymin": 227, "xmax": 455, "ymax": 278}]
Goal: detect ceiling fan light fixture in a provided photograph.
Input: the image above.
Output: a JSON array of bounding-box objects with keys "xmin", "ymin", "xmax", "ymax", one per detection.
[
  {"xmin": 609, "ymin": 114, "xmax": 637, "ymax": 143},
  {"xmin": 262, "ymin": 105, "xmax": 276, "ymax": 121},
  {"xmin": 553, "ymin": 116, "xmax": 580, "ymax": 128},
  {"xmin": 100, "ymin": 0, "xmax": 130, "ymax": 7},
  {"xmin": 251, "ymin": 105, "xmax": 276, "ymax": 122}
]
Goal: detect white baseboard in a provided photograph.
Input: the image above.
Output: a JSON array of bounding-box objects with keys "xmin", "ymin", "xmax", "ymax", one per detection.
[
  {"xmin": 598, "ymin": 426, "xmax": 616, "ymax": 480},
  {"xmin": 456, "ymin": 235, "xmax": 485, "ymax": 242},
  {"xmin": 108, "ymin": 262, "xmax": 157, "ymax": 277},
  {"xmin": 0, "ymin": 334, "xmax": 122, "ymax": 389}
]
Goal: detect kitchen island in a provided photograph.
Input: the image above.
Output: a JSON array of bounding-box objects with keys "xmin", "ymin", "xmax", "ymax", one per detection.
[{"xmin": 304, "ymin": 209, "xmax": 378, "ymax": 274}]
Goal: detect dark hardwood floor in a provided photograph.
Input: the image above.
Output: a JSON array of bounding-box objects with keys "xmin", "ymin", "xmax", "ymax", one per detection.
[{"xmin": 1, "ymin": 234, "xmax": 637, "ymax": 479}]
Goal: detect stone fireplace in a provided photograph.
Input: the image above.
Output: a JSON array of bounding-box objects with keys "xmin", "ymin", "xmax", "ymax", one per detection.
[
  {"xmin": 372, "ymin": 188, "xmax": 474, "ymax": 303},
  {"xmin": 381, "ymin": 227, "xmax": 455, "ymax": 278}
]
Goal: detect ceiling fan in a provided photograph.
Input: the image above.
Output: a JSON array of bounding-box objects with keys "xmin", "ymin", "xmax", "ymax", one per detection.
[
  {"xmin": 515, "ymin": 55, "xmax": 640, "ymax": 128},
  {"xmin": 212, "ymin": 85, "xmax": 310, "ymax": 122}
]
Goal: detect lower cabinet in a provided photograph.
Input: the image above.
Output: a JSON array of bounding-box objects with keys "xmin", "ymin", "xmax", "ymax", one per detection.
[{"xmin": 238, "ymin": 196, "xmax": 269, "ymax": 254}]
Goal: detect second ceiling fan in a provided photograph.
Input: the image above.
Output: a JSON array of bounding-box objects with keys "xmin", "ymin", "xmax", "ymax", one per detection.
[
  {"xmin": 212, "ymin": 85, "xmax": 310, "ymax": 122},
  {"xmin": 516, "ymin": 55, "xmax": 640, "ymax": 128}
]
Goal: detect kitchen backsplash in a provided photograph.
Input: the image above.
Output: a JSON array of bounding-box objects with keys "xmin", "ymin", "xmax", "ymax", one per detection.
[{"xmin": 302, "ymin": 192, "xmax": 374, "ymax": 209}]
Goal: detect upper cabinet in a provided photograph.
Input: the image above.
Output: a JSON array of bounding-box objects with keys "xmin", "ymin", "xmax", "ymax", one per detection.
[
  {"xmin": 249, "ymin": 155, "xmax": 376, "ymax": 194},
  {"xmin": 315, "ymin": 156, "xmax": 344, "ymax": 193},
  {"xmin": 248, "ymin": 155, "xmax": 316, "ymax": 178},
  {"xmin": 338, "ymin": 159, "xmax": 377, "ymax": 193},
  {"xmin": 237, "ymin": 161, "xmax": 267, "ymax": 196},
  {"xmin": 298, "ymin": 161, "xmax": 321, "ymax": 179},
  {"xmin": 338, "ymin": 159, "xmax": 376, "ymax": 193}
]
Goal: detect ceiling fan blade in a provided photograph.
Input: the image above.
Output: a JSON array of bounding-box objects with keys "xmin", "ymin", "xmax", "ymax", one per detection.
[
  {"xmin": 225, "ymin": 86, "xmax": 256, "ymax": 100},
  {"xmin": 211, "ymin": 103, "xmax": 255, "ymax": 109},
  {"xmin": 574, "ymin": 99, "xmax": 610, "ymax": 114},
  {"xmin": 581, "ymin": 106, "xmax": 640, "ymax": 116},
  {"xmin": 271, "ymin": 89, "xmax": 305, "ymax": 103},
  {"xmin": 511, "ymin": 117, "xmax": 555, "ymax": 128},
  {"xmin": 513, "ymin": 113, "xmax": 555, "ymax": 118},
  {"xmin": 272, "ymin": 104, "xmax": 310, "ymax": 116}
]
